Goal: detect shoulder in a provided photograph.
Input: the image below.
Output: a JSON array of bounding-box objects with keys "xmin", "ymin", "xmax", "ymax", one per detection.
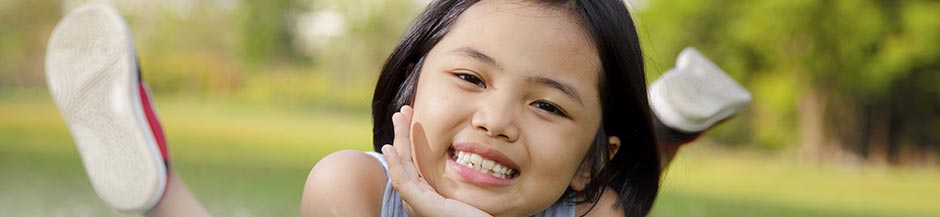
[
  {"xmin": 300, "ymin": 150, "xmax": 388, "ymax": 217},
  {"xmin": 577, "ymin": 186, "xmax": 626, "ymax": 217}
]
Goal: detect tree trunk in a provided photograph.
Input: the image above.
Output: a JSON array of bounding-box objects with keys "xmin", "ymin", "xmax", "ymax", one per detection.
[
  {"xmin": 799, "ymin": 87, "xmax": 827, "ymax": 164},
  {"xmin": 866, "ymin": 104, "xmax": 891, "ymax": 166}
]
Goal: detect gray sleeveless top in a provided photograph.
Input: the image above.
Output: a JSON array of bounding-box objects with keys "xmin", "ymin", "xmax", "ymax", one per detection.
[{"xmin": 364, "ymin": 152, "xmax": 575, "ymax": 217}]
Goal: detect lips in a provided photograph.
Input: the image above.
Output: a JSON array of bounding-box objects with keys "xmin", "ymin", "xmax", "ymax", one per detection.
[{"xmin": 448, "ymin": 143, "xmax": 520, "ymax": 180}]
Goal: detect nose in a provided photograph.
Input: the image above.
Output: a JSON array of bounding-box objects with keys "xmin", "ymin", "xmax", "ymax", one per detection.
[{"xmin": 471, "ymin": 96, "xmax": 520, "ymax": 142}]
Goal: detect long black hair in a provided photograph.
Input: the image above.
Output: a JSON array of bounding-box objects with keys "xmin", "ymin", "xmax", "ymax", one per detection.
[{"xmin": 371, "ymin": 0, "xmax": 660, "ymax": 216}]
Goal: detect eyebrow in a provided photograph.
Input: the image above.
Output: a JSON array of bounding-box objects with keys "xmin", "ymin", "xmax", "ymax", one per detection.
[
  {"xmin": 530, "ymin": 76, "xmax": 583, "ymax": 105},
  {"xmin": 451, "ymin": 47, "xmax": 503, "ymax": 70}
]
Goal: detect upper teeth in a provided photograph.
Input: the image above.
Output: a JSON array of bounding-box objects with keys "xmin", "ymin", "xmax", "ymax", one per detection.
[{"xmin": 454, "ymin": 151, "xmax": 515, "ymax": 179}]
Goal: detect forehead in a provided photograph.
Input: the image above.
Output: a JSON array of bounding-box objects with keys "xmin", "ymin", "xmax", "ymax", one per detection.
[{"xmin": 427, "ymin": 1, "xmax": 602, "ymax": 97}]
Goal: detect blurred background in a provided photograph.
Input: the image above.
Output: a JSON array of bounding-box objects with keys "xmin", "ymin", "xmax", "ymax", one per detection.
[{"xmin": 1, "ymin": 0, "xmax": 938, "ymax": 216}]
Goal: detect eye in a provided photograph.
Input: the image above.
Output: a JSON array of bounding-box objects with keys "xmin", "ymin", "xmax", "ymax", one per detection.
[
  {"xmin": 455, "ymin": 73, "xmax": 486, "ymax": 88},
  {"xmin": 531, "ymin": 101, "xmax": 567, "ymax": 117}
]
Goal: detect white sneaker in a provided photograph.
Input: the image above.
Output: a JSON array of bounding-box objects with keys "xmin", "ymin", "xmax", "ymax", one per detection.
[
  {"xmin": 648, "ymin": 47, "xmax": 752, "ymax": 133},
  {"xmin": 45, "ymin": 4, "xmax": 168, "ymax": 213}
]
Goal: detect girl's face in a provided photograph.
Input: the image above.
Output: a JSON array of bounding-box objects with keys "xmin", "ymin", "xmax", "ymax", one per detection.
[{"xmin": 408, "ymin": 1, "xmax": 604, "ymax": 216}]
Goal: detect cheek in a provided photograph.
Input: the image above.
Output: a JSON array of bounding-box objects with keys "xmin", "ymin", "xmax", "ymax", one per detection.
[
  {"xmin": 410, "ymin": 74, "xmax": 472, "ymax": 179},
  {"xmin": 412, "ymin": 74, "xmax": 471, "ymax": 142},
  {"xmin": 413, "ymin": 71, "xmax": 458, "ymax": 116},
  {"xmin": 519, "ymin": 125, "xmax": 595, "ymax": 195},
  {"xmin": 525, "ymin": 131, "xmax": 592, "ymax": 180}
]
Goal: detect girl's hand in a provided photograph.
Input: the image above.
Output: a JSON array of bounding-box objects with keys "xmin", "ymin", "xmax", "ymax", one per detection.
[{"xmin": 382, "ymin": 106, "xmax": 492, "ymax": 217}]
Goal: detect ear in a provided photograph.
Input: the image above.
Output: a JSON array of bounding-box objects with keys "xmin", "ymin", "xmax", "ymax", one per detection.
[
  {"xmin": 569, "ymin": 136, "xmax": 622, "ymax": 191},
  {"xmin": 607, "ymin": 136, "xmax": 621, "ymax": 160}
]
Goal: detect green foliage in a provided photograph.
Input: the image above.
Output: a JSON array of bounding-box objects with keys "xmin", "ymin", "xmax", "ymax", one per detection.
[
  {"xmin": 236, "ymin": 0, "xmax": 306, "ymax": 71},
  {"xmin": 637, "ymin": 0, "xmax": 940, "ymax": 154},
  {"xmin": 3, "ymin": 0, "xmax": 938, "ymax": 159},
  {"xmin": 0, "ymin": 0, "xmax": 423, "ymax": 110},
  {"xmin": 0, "ymin": 0, "xmax": 60, "ymax": 87}
]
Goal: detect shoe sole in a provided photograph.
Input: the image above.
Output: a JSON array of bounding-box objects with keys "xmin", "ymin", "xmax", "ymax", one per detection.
[
  {"xmin": 45, "ymin": 4, "xmax": 166, "ymax": 213},
  {"xmin": 649, "ymin": 47, "xmax": 751, "ymax": 133}
]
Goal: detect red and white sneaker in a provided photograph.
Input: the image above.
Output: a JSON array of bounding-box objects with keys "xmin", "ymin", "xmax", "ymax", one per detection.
[{"xmin": 45, "ymin": 4, "xmax": 168, "ymax": 213}]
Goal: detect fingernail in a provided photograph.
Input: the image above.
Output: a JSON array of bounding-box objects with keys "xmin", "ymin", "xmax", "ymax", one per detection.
[
  {"xmin": 403, "ymin": 106, "xmax": 413, "ymax": 115},
  {"xmin": 394, "ymin": 113, "xmax": 405, "ymax": 125},
  {"xmin": 381, "ymin": 145, "xmax": 392, "ymax": 154}
]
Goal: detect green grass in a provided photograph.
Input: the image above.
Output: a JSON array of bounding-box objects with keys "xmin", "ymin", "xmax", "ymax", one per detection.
[
  {"xmin": 0, "ymin": 92, "xmax": 371, "ymax": 216},
  {"xmin": 653, "ymin": 147, "xmax": 940, "ymax": 217},
  {"xmin": 1, "ymin": 92, "xmax": 938, "ymax": 216}
]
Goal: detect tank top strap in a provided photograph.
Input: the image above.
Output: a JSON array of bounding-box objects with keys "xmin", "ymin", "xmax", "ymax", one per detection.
[
  {"xmin": 363, "ymin": 151, "xmax": 390, "ymax": 176},
  {"xmin": 363, "ymin": 151, "xmax": 410, "ymax": 217}
]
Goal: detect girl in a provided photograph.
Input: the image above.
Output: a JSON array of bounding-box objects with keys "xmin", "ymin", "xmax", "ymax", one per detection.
[
  {"xmin": 46, "ymin": 0, "xmax": 747, "ymax": 216},
  {"xmin": 303, "ymin": 0, "xmax": 660, "ymax": 216}
]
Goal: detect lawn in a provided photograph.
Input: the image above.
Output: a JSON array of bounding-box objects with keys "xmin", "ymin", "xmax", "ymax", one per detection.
[{"xmin": 1, "ymin": 92, "xmax": 937, "ymax": 216}]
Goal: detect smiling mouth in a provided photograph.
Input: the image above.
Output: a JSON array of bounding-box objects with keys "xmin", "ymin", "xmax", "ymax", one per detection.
[{"xmin": 448, "ymin": 148, "xmax": 519, "ymax": 179}]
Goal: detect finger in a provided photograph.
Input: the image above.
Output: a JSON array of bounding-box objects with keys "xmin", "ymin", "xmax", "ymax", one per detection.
[
  {"xmin": 383, "ymin": 145, "xmax": 436, "ymax": 199},
  {"xmin": 391, "ymin": 111, "xmax": 411, "ymax": 160},
  {"xmin": 382, "ymin": 145, "xmax": 427, "ymax": 205},
  {"xmin": 392, "ymin": 106, "xmax": 420, "ymax": 177},
  {"xmin": 402, "ymin": 201, "xmax": 416, "ymax": 216},
  {"xmin": 386, "ymin": 145, "xmax": 491, "ymax": 216},
  {"xmin": 383, "ymin": 145, "xmax": 415, "ymax": 185}
]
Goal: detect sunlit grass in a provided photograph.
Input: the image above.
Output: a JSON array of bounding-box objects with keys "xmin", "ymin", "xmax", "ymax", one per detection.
[
  {"xmin": 655, "ymin": 145, "xmax": 940, "ymax": 217},
  {"xmin": 1, "ymin": 92, "xmax": 937, "ymax": 216},
  {"xmin": 0, "ymin": 92, "xmax": 371, "ymax": 216}
]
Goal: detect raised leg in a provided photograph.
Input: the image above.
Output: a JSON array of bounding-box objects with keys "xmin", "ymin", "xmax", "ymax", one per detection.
[
  {"xmin": 649, "ymin": 47, "xmax": 752, "ymax": 167},
  {"xmin": 46, "ymin": 3, "xmax": 209, "ymax": 215}
]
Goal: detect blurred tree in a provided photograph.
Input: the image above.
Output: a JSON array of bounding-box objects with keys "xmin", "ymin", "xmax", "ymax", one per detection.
[
  {"xmin": 637, "ymin": 0, "xmax": 940, "ymax": 166},
  {"xmin": 4, "ymin": 0, "xmax": 937, "ymax": 166},
  {"xmin": 0, "ymin": 0, "xmax": 59, "ymax": 88},
  {"xmin": 0, "ymin": 0, "xmax": 424, "ymax": 110},
  {"xmin": 237, "ymin": 0, "xmax": 307, "ymax": 72}
]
